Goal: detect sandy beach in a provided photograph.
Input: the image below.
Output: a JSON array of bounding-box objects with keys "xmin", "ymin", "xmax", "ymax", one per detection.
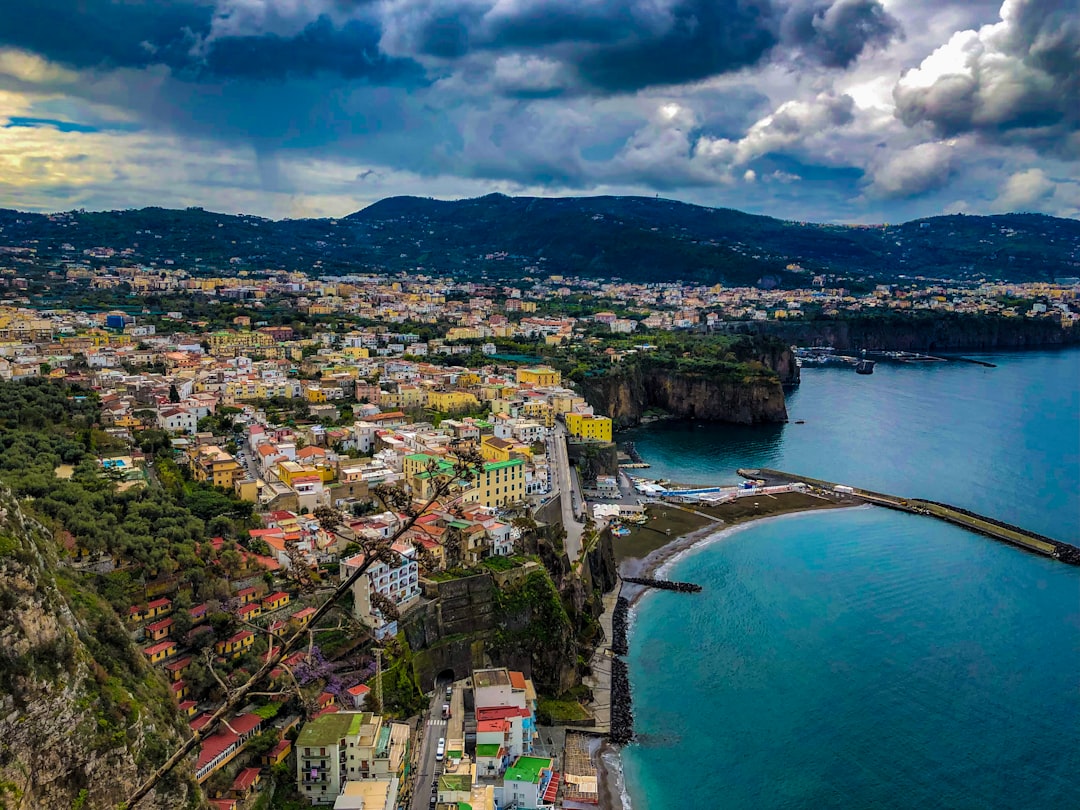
[{"xmin": 596, "ymin": 494, "xmax": 860, "ymax": 809}]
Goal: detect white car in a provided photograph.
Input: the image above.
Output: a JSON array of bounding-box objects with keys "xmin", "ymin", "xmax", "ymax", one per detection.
[{"xmin": 435, "ymin": 738, "xmax": 445, "ymax": 761}]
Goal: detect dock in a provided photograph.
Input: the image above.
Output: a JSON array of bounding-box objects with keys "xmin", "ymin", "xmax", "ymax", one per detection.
[{"xmin": 738, "ymin": 468, "xmax": 1080, "ymax": 565}]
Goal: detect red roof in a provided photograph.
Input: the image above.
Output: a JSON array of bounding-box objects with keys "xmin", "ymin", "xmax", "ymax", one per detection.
[
  {"xmin": 317, "ymin": 692, "xmax": 335, "ymax": 707},
  {"xmin": 178, "ymin": 700, "xmax": 197, "ymax": 712},
  {"xmin": 210, "ymin": 800, "xmax": 237, "ymax": 810},
  {"xmin": 476, "ymin": 706, "xmax": 530, "ymax": 721},
  {"xmin": 238, "ymin": 603, "xmax": 261, "ymax": 616},
  {"xmin": 143, "ymin": 640, "xmax": 175, "ymax": 656},
  {"xmin": 231, "ymin": 767, "xmax": 261, "ymax": 791},
  {"xmin": 509, "ymin": 671, "xmax": 527, "ymax": 690},
  {"xmin": 189, "ymin": 603, "xmax": 208, "ymax": 617},
  {"xmin": 146, "ymin": 618, "xmax": 173, "ymax": 632},
  {"xmin": 543, "ymin": 771, "xmax": 560, "ymax": 803},
  {"xmin": 170, "ymin": 679, "xmax": 187, "ymax": 694},
  {"xmin": 263, "ymin": 591, "xmax": 289, "ymax": 604},
  {"xmin": 311, "ymin": 704, "xmax": 339, "ymax": 719},
  {"xmin": 292, "ymin": 607, "xmax": 316, "ymax": 619},
  {"xmin": 147, "ymin": 597, "xmax": 171, "ymax": 610},
  {"xmin": 195, "ymin": 714, "xmax": 262, "ymax": 770},
  {"xmin": 477, "ymin": 719, "xmax": 508, "ymax": 733},
  {"xmin": 267, "ymin": 739, "xmax": 292, "ymax": 759},
  {"xmin": 224, "ymin": 630, "xmax": 254, "ymax": 645},
  {"xmin": 237, "ymin": 587, "xmax": 257, "ymax": 597},
  {"xmin": 165, "ymin": 656, "xmax": 192, "ymax": 673},
  {"xmin": 346, "ymin": 683, "xmax": 370, "ymax": 696}
]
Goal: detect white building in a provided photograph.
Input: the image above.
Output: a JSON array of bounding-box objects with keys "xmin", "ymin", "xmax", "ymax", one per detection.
[
  {"xmin": 340, "ymin": 542, "xmax": 421, "ymax": 640},
  {"xmin": 158, "ymin": 407, "xmax": 198, "ymax": 434}
]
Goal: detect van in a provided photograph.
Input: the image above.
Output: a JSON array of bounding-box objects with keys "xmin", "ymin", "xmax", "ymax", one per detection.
[
  {"xmin": 445, "ymin": 685, "xmax": 452, "ymax": 700},
  {"xmin": 436, "ymin": 738, "xmax": 445, "ymax": 762}
]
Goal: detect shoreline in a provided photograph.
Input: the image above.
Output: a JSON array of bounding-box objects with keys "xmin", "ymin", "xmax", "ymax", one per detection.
[{"xmin": 599, "ymin": 501, "xmax": 864, "ymax": 810}]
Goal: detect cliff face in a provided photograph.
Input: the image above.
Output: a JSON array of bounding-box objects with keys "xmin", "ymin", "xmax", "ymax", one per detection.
[
  {"xmin": 740, "ymin": 316, "xmax": 1080, "ymax": 352},
  {"xmin": 582, "ymin": 361, "xmax": 793, "ymax": 428},
  {"xmin": 402, "ymin": 522, "xmax": 617, "ymax": 697},
  {"xmin": 0, "ymin": 490, "xmax": 197, "ymax": 810}
]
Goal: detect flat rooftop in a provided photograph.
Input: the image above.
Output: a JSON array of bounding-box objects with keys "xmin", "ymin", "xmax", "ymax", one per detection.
[
  {"xmin": 503, "ymin": 756, "xmax": 552, "ymax": 785},
  {"xmin": 472, "ymin": 668, "xmax": 511, "ymax": 688}
]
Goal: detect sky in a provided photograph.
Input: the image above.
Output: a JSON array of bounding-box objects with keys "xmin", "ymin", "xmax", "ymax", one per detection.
[{"xmin": 0, "ymin": 0, "xmax": 1077, "ymax": 223}]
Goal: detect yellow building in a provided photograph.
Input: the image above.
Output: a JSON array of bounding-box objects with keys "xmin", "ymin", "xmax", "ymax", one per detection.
[
  {"xmin": 521, "ymin": 400, "xmax": 555, "ymax": 428},
  {"xmin": 189, "ymin": 446, "xmax": 245, "ymax": 489},
  {"xmin": 305, "ymin": 386, "xmax": 328, "ymax": 404},
  {"xmin": 565, "ymin": 412, "xmax": 613, "ymax": 443},
  {"xmin": 215, "ymin": 630, "xmax": 255, "ymax": 658},
  {"xmin": 516, "ymin": 366, "xmax": 561, "ymax": 387},
  {"xmin": 427, "ymin": 390, "xmax": 480, "ymax": 413},
  {"xmin": 208, "ymin": 330, "xmax": 273, "ymax": 356},
  {"xmin": 477, "ymin": 460, "xmax": 525, "ymax": 507}
]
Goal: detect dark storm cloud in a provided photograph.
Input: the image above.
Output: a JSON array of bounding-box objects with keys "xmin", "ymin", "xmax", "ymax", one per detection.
[
  {"xmin": 202, "ymin": 17, "xmax": 424, "ymax": 82},
  {"xmin": 0, "ymin": 0, "xmax": 211, "ymax": 71},
  {"xmin": 782, "ymin": 0, "xmax": 902, "ymax": 68},
  {"xmin": 893, "ymin": 0, "xmax": 1079, "ymax": 154},
  {"xmin": 0, "ymin": 0, "xmax": 420, "ymax": 83},
  {"xmin": 384, "ymin": 0, "xmax": 903, "ymax": 94}
]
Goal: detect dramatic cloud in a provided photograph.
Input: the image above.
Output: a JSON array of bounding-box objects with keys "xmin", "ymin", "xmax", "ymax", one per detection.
[
  {"xmin": 783, "ymin": 0, "xmax": 902, "ymax": 68},
  {"xmin": 868, "ymin": 140, "xmax": 955, "ymax": 198},
  {"xmin": 0, "ymin": 0, "xmax": 1076, "ymax": 221},
  {"xmin": 893, "ymin": 0, "xmax": 1080, "ymax": 155}
]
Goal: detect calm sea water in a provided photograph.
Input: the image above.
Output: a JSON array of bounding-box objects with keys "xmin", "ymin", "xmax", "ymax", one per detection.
[
  {"xmin": 618, "ymin": 348, "xmax": 1080, "ymax": 542},
  {"xmin": 621, "ymin": 348, "xmax": 1080, "ymax": 809}
]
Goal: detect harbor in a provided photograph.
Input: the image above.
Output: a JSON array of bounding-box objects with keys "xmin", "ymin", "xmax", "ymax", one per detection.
[{"xmin": 738, "ymin": 467, "xmax": 1080, "ymax": 564}]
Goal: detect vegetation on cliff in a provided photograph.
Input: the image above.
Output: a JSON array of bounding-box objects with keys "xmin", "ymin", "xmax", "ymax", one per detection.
[{"xmin": 0, "ymin": 488, "xmax": 197, "ymax": 810}]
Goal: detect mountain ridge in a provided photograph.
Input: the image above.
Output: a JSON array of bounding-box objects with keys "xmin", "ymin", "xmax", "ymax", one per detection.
[{"xmin": 2, "ymin": 194, "xmax": 1078, "ymax": 286}]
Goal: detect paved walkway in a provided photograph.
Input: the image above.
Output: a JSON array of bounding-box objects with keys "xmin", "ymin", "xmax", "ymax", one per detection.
[{"xmin": 583, "ymin": 588, "xmax": 620, "ymax": 734}]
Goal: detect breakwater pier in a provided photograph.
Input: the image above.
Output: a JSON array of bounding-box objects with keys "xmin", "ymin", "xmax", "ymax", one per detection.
[{"xmin": 739, "ymin": 468, "xmax": 1080, "ymax": 565}]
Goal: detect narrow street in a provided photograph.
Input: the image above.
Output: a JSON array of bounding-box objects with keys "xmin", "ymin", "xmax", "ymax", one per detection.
[{"xmin": 548, "ymin": 424, "xmax": 584, "ymax": 562}]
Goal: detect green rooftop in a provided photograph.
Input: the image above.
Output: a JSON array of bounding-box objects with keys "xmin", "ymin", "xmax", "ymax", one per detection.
[
  {"xmin": 448, "ymin": 750, "xmax": 463, "ymax": 760},
  {"xmin": 297, "ymin": 711, "xmax": 372, "ymax": 747},
  {"xmin": 475, "ymin": 744, "xmax": 501, "ymax": 758},
  {"xmin": 439, "ymin": 774, "xmax": 472, "ymax": 792},
  {"xmin": 484, "ymin": 459, "xmax": 523, "ymax": 471},
  {"xmin": 503, "ymin": 756, "xmax": 552, "ymax": 784}
]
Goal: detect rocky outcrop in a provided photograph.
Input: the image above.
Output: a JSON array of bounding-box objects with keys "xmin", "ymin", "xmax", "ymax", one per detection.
[
  {"xmin": 0, "ymin": 490, "xmax": 197, "ymax": 810},
  {"xmin": 401, "ymin": 524, "xmax": 618, "ymax": 696},
  {"xmin": 581, "ymin": 365, "xmax": 790, "ymax": 428},
  {"xmin": 734, "ymin": 315, "xmax": 1080, "ymax": 352}
]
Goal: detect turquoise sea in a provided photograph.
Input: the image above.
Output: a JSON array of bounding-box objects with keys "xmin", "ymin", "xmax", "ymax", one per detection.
[{"xmin": 620, "ymin": 348, "xmax": 1080, "ymax": 809}]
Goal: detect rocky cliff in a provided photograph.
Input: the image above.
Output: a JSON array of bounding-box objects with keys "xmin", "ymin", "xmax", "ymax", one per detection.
[
  {"xmin": 401, "ymin": 520, "xmax": 617, "ymax": 696},
  {"xmin": 0, "ymin": 490, "xmax": 198, "ymax": 810},
  {"xmin": 737, "ymin": 315, "xmax": 1080, "ymax": 352},
  {"xmin": 580, "ymin": 350, "xmax": 796, "ymax": 429}
]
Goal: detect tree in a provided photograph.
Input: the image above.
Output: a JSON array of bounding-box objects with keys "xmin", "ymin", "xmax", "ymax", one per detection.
[
  {"xmin": 168, "ymin": 384, "xmax": 180, "ymax": 403},
  {"xmin": 124, "ymin": 449, "xmax": 486, "ymax": 808}
]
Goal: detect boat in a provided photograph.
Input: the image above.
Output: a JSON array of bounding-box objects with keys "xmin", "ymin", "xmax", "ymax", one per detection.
[{"xmin": 855, "ymin": 359, "xmax": 876, "ymax": 374}]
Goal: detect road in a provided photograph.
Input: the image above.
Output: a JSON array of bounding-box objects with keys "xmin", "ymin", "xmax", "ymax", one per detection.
[
  {"xmin": 548, "ymin": 424, "xmax": 585, "ymax": 562},
  {"xmin": 409, "ymin": 685, "xmax": 449, "ymax": 810}
]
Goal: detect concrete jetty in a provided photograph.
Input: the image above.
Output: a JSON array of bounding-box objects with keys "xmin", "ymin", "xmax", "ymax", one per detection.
[{"xmin": 738, "ymin": 468, "xmax": 1080, "ymax": 565}]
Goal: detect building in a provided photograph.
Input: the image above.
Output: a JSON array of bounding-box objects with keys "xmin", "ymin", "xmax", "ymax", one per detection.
[
  {"xmin": 499, "ymin": 756, "xmax": 559, "ymax": 809},
  {"xmin": 564, "ymin": 412, "xmax": 613, "ymax": 443},
  {"xmin": 340, "ymin": 543, "xmax": 420, "ymax": 640},
  {"xmin": 477, "ymin": 459, "xmax": 525, "ymax": 508},
  {"xmin": 295, "ymin": 711, "xmax": 409, "ymax": 805},
  {"xmin": 516, "ymin": 367, "xmax": 561, "ymax": 387}
]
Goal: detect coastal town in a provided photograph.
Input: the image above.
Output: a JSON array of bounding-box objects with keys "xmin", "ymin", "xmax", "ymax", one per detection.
[{"xmin": 0, "ymin": 248, "xmax": 1079, "ymax": 809}]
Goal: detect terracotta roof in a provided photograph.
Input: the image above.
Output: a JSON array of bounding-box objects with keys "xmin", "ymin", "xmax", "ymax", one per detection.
[
  {"xmin": 509, "ymin": 671, "xmax": 528, "ymax": 690},
  {"xmin": 346, "ymin": 683, "xmax": 370, "ymax": 696},
  {"xmin": 231, "ymin": 767, "xmax": 261, "ymax": 791}
]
